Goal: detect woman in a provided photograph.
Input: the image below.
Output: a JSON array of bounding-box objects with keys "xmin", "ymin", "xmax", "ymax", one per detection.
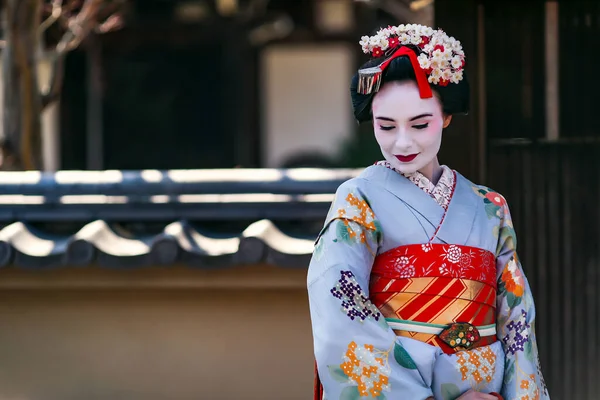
[{"xmin": 307, "ymin": 24, "xmax": 549, "ymax": 400}]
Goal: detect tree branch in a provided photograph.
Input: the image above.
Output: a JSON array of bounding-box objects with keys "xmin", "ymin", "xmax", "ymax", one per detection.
[
  {"xmin": 41, "ymin": 51, "xmax": 65, "ymax": 109},
  {"xmin": 54, "ymin": 0, "xmax": 101, "ymax": 54},
  {"xmin": 95, "ymin": 13, "xmax": 123, "ymax": 33},
  {"xmin": 42, "ymin": 0, "xmax": 126, "ymax": 108},
  {"xmin": 39, "ymin": 0, "xmax": 64, "ymax": 33}
]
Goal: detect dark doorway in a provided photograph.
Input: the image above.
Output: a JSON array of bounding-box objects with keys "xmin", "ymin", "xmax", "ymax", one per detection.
[{"xmin": 102, "ymin": 43, "xmax": 234, "ymax": 169}]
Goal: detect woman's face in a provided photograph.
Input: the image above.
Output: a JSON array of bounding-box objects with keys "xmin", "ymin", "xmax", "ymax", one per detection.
[{"xmin": 372, "ymin": 80, "xmax": 451, "ymax": 176}]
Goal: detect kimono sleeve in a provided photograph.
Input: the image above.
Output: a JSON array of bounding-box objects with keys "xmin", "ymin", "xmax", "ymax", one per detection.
[
  {"xmin": 494, "ymin": 197, "xmax": 550, "ymax": 399},
  {"xmin": 307, "ymin": 181, "xmax": 433, "ymax": 400}
]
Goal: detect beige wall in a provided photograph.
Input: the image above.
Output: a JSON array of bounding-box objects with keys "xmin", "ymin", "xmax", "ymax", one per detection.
[
  {"xmin": 261, "ymin": 44, "xmax": 355, "ymax": 167},
  {"xmin": 0, "ymin": 265, "xmax": 313, "ymax": 400}
]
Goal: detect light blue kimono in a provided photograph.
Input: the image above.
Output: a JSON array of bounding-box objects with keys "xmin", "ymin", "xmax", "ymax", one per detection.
[{"xmin": 307, "ymin": 165, "xmax": 549, "ymax": 400}]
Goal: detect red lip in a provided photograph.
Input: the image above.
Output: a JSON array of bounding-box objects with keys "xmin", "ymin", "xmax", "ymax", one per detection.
[{"xmin": 395, "ymin": 153, "xmax": 419, "ymax": 162}]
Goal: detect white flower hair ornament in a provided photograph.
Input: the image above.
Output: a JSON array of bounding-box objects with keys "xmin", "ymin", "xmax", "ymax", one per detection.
[{"xmin": 357, "ymin": 24, "xmax": 466, "ymax": 96}]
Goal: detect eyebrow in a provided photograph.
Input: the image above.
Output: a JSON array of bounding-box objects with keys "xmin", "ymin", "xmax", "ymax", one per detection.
[
  {"xmin": 409, "ymin": 113, "xmax": 433, "ymax": 121},
  {"xmin": 374, "ymin": 113, "xmax": 433, "ymax": 122}
]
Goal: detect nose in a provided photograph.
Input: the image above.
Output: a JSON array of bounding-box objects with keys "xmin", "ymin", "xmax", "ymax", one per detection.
[{"xmin": 394, "ymin": 129, "xmax": 413, "ymax": 150}]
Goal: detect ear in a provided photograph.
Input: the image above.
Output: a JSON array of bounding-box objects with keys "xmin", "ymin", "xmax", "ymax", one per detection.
[{"xmin": 443, "ymin": 114, "xmax": 453, "ymax": 129}]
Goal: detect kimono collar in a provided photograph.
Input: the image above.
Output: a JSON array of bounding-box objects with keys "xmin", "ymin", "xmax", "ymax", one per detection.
[
  {"xmin": 360, "ymin": 165, "xmax": 480, "ymax": 246},
  {"xmin": 375, "ymin": 161, "xmax": 455, "ymax": 210}
]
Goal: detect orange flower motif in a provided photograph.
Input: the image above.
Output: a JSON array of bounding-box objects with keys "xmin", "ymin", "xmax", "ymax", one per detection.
[
  {"xmin": 501, "ymin": 257, "xmax": 525, "ymax": 297},
  {"xmin": 480, "ymin": 347, "xmax": 496, "ymax": 364},
  {"xmin": 339, "ymin": 341, "xmax": 391, "ymax": 397},
  {"xmin": 333, "ymin": 192, "xmax": 381, "ymax": 248},
  {"xmin": 517, "ymin": 374, "xmax": 540, "ymax": 400},
  {"xmin": 336, "ymin": 193, "xmax": 377, "ymax": 231},
  {"xmin": 359, "ymin": 231, "xmax": 367, "ymax": 244},
  {"xmin": 455, "ymin": 347, "xmax": 497, "ymax": 389},
  {"xmin": 472, "ymin": 371, "xmax": 483, "ymax": 384}
]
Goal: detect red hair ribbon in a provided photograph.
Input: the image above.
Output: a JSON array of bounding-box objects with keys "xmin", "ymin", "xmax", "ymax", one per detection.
[{"xmin": 379, "ymin": 46, "xmax": 433, "ymax": 99}]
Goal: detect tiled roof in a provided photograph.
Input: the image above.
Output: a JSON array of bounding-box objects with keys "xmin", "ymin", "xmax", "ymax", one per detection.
[{"xmin": 0, "ymin": 168, "xmax": 360, "ymax": 268}]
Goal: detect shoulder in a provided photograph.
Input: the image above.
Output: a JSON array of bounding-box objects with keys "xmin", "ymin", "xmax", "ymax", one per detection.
[
  {"xmin": 330, "ymin": 177, "xmax": 376, "ymax": 219},
  {"xmin": 456, "ymin": 173, "xmax": 510, "ymax": 224},
  {"xmin": 472, "ymin": 183, "xmax": 508, "ymax": 206},
  {"xmin": 456, "ymin": 172, "xmax": 510, "ymax": 218},
  {"xmin": 321, "ymin": 171, "xmax": 385, "ymax": 232},
  {"xmin": 455, "ymin": 172, "xmax": 498, "ymax": 197},
  {"xmin": 332, "ymin": 165, "xmax": 385, "ymax": 203}
]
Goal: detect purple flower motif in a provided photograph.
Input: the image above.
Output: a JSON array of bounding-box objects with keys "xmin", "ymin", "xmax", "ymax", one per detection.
[
  {"xmin": 331, "ymin": 270, "xmax": 382, "ymax": 323},
  {"xmin": 502, "ymin": 309, "xmax": 531, "ymax": 355}
]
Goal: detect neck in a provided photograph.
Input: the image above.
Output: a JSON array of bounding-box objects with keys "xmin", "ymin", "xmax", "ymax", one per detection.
[{"xmin": 418, "ymin": 157, "xmax": 442, "ymax": 183}]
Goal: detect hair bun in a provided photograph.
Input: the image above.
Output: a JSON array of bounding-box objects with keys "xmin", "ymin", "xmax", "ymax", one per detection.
[{"xmin": 351, "ymin": 25, "xmax": 470, "ymax": 123}]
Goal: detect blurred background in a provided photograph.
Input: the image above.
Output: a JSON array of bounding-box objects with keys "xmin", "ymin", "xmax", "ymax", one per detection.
[{"xmin": 0, "ymin": 0, "xmax": 597, "ymax": 399}]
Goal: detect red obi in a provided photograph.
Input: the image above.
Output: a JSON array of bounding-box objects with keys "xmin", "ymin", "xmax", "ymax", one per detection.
[{"xmin": 369, "ymin": 243, "xmax": 498, "ymax": 354}]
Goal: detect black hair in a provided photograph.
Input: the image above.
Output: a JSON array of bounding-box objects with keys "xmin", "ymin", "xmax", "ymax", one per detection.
[{"xmin": 350, "ymin": 44, "xmax": 470, "ymax": 123}]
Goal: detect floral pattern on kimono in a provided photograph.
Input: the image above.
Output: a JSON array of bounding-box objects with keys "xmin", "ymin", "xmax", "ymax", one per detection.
[
  {"xmin": 463, "ymin": 184, "xmax": 549, "ymax": 399},
  {"xmin": 309, "ymin": 167, "xmax": 549, "ymax": 400},
  {"xmin": 308, "ymin": 182, "xmax": 434, "ymax": 399},
  {"xmin": 455, "ymin": 346, "xmax": 497, "ymax": 389},
  {"xmin": 490, "ymin": 190, "xmax": 549, "ymax": 400}
]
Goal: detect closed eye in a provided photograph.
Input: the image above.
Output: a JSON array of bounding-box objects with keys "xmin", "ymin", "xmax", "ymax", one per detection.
[
  {"xmin": 379, "ymin": 126, "xmax": 395, "ymax": 131},
  {"xmin": 413, "ymin": 123, "xmax": 429, "ymax": 130}
]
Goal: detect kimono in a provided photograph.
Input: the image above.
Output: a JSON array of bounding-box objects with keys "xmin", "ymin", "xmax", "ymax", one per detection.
[{"xmin": 307, "ymin": 163, "xmax": 549, "ymax": 400}]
